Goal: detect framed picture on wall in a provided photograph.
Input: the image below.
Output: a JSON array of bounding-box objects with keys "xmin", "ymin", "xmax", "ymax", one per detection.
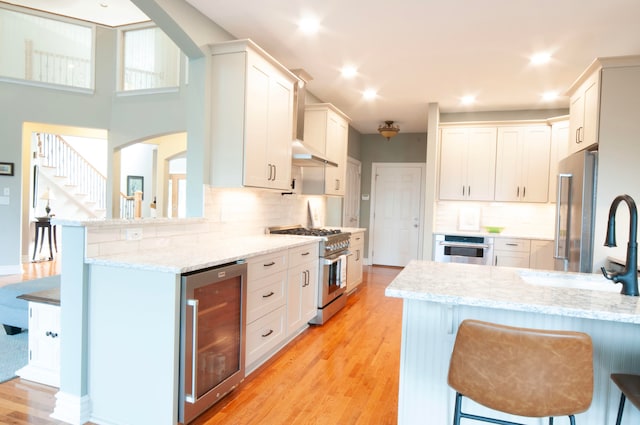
[
  {"xmin": 0, "ymin": 162, "xmax": 14, "ymax": 176},
  {"xmin": 127, "ymin": 175, "xmax": 144, "ymax": 200}
]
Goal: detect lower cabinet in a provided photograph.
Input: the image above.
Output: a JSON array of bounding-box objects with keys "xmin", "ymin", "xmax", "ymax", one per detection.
[
  {"xmin": 493, "ymin": 238, "xmax": 555, "ymax": 270},
  {"xmin": 17, "ymin": 301, "xmax": 60, "ymax": 387},
  {"xmin": 493, "ymin": 238, "xmax": 531, "ymax": 268},
  {"xmin": 530, "ymin": 240, "xmax": 555, "ymax": 271},
  {"xmin": 346, "ymin": 231, "xmax": 365, "ymax": 293},
  {"xmin": 245, "ymin": 242, "xmax": 318, "ymax": 374}
]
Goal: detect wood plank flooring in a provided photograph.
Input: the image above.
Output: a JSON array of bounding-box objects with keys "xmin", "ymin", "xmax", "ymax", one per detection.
[{"xmin": 0, "ymin": 264, "xmax": 403, "ymax": 425}]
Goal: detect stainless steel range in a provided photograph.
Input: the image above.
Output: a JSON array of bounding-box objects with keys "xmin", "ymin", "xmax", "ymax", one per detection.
[{"xmin": 269, "ymin": 225, "xmax": 351, "ymax": 324}]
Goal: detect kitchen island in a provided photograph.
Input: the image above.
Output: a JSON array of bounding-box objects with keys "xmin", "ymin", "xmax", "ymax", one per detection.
[{"xmin": 385, "ymin": 261, "xmax": 640, "ymax": 425}]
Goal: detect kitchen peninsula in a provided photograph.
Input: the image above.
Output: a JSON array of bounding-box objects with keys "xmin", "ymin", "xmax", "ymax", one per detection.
[{"xmin": 385, "ymin": 261, "xmax": 640, "ymax": 425}]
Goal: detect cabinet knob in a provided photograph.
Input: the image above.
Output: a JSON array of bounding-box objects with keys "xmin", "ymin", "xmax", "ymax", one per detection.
[{"xmin": 46, "ymin": 331, "xmax": 59, "ymax": 338}]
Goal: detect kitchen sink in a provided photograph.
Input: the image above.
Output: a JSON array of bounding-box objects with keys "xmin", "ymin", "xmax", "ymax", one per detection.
[{"xmin": 517, "ymin": 270, "xmax": 621, "ymax": 293}]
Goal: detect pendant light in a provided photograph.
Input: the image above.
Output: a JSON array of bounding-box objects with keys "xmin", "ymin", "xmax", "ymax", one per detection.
[{"xmin": 378, "ymin": 121, "xmax": 400, "ymax": 140}]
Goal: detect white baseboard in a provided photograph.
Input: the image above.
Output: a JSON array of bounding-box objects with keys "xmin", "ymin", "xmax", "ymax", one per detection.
[
  {"xmin": 0, "ymin": 264, "xmax": 23, "ymax": 276},
  {"xmin": 51, "ymin": 391, "xmax": 91, "ymax": 425}
]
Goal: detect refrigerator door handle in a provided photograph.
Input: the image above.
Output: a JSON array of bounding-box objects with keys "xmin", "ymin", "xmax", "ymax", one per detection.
[{"xmin": 554, "ymin": 173, "xmax": 572, "ymax": 261}]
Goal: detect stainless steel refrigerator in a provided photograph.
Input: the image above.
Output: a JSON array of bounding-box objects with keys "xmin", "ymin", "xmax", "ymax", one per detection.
[{"xmin": 554, "ymin": 150, "xmax": 598, "ymax": 272}]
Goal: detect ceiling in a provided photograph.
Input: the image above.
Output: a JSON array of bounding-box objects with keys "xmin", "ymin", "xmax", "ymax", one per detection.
[{"xmin": 5, "ymin": 0, "xmax": 640, "ymax": 134}]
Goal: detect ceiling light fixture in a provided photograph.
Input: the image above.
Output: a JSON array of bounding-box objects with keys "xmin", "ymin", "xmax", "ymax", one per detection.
[
  {"xmin": 363, "ymin": 89, "xmax": 377, "ymax": 100},
  {"xmin": 461, "ymin": 95, "xmax": 476, "ymax": 105},
  {"xmin": 298, "ymin": 17, "xmax": 320, "ymax": 34},
  {"xmin": 542, "ymin": 91, "xmax": 558, "ymax": 101},
  {"xmin": 378, "ymin": 121, "xmax": 400, "ymax": 141},
  {"xmin": 530, "ymin": 52, "xmax": 551, "ymax": 65},
  {"xmin": 341, "ymin": 66, "xmax": 357, "ymax": 78}
]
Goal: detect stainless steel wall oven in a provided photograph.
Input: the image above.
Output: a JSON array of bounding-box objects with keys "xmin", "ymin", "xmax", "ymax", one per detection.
[
  {"xmin": 179, "ymin": 261, "xmax": 247, "ymax": 424},
  {"xmin": 433, "ymin": 234, "xmax": 494, "ymax": 265}
]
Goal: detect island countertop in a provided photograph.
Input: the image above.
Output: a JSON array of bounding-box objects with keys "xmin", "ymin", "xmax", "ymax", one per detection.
[{"xmin": 385, "ymin": 260, "xmax": 640, "ymax": 324}]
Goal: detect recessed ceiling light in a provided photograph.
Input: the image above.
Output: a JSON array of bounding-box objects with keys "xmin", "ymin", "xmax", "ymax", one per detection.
[
  {"xmin": 341, "ymin": 66, "xmax": 357, "ymax": 78},
  {"xmin": 461, "ymin": 95, "xmax": 475, "ymax": 105},
  {"xmin": 298, "ymin": 17, "xmax": 320, "ymax": 34},
  {"xmin": 363, "ymin": 89, "xmax": 377, "ymax": 100},
  {"xmin": 542, "ymin": 91, "xmax": 558, "ymax": 101},
  {"xmin": 530, "ymin": 52, "xmax": 552, "ymax": 65}
]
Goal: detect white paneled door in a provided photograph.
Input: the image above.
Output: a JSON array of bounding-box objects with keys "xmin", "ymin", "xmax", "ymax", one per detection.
[
  {"xmin": 343, "ymin": 157, "xmax": 361, "ymax": 228},
  {"xmin": 370, "ymin": 163, "xmax": 424, "ymax": 266}
]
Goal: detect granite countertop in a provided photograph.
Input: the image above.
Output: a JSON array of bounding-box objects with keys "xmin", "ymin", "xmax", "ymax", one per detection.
[
  {"xmin": 385, "ymin": 260, "xmax": 640, "ymax": 324},
  {"xmin": 85, "ymin": 234, "xmax": 321, "ymax": 274}
]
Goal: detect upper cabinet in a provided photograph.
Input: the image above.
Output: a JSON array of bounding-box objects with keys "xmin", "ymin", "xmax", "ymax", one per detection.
[
  {"xmin": 439, "ymin": 127, "xmax": 497, "ymax": 201},
  {"xmin": 209, "ymin": 39, "xmax": 298, "ymax": 191},
  {"xmin": 568, "ymin": 70, "xmax": 600, "ymax": 156},
  {"xmin": 494, "ymin": 125, "xmax": 551, "ymax": 203},
  {"xmin": 302, "ymin": 103, "xmax": 351, "ymax": 196}
]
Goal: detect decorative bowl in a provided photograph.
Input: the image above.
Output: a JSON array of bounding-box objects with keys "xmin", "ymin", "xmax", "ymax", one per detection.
[{"xmin": 484, "ymin": 226, "xmax": 504, "ymax": 234}]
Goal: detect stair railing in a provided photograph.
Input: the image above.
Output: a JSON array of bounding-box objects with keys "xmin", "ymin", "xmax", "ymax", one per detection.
[{"xmin": 37, "ymin": 133, "xmax": 134, "ymax": 218}]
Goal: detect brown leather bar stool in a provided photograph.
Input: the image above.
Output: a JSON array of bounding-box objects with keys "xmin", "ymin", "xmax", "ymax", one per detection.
[
  {"xmin": 448, "ymin": 319, "xmax": 594, "ymax": 425},
  {"xmin": 611, "ymin": 373, "xmax": 640, "ymax": 425}
]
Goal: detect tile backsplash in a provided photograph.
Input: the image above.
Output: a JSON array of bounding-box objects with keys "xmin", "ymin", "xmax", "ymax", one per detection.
[
  {"xmin": 435, "ymin": 201, "xmax": 556, "ymax": 239},
  {"xmin": 84, "ymin": 186, "xmax": 326, "ymax": 257}
]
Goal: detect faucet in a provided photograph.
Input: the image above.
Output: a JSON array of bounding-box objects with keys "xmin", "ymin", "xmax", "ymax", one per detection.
[{"xmin": 601, "ymin": 194, "xmax": 639, "ymax": 296}]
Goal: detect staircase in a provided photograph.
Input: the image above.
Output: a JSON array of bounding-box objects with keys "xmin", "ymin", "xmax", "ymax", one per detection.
[{"xmin": 37, "ymin": 133, "xmax": 135, "ymax": 219}]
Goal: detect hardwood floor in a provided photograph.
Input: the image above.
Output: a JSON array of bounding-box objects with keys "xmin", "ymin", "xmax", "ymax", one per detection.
[
  {"xmin": 0, "ymin": 264, "xmax": 403, "ymax": 425},
  {"xmin": 0, "ymin": 257, "xmax": 61, "ymax": 288}
]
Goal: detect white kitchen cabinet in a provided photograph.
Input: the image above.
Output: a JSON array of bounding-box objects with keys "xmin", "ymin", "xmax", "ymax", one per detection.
[
  {"xmin": 568, "ymin": 69, "xmax": 600, "ymax": 156},
  {"xmin": 209, "ymin": 39, "xmax": 298, "ymax": 190},
  {"xmin": 286, "ymin": 243, "xmax": 318, "ymax": 335},
  {"xmin": 494, "ymin": 125, "xmax": 551, "ymax": 203},
  {"xmin": 346, "ymin": 230, "xmax": 365, "ymax": 293},
  {"xmin": 246, "ymin": 249, "xmax": 288, "ymax": 370},
  {"xmin": 493, "ymin": 238, "xmax": 531, "ymax": 268},
  {"xmin": 530, "ymin": 239, "xmax": 555, "ymax": 271},
  {"xmin": 439, "ymin": 127, "xmax": 497, "ymax": 201},
  {"xmin": 548, "ymin": 118, "xmax": 569, "ymax": 202},
  {"xmin": 302, "ymin": 103, "xmax": 351, "ymax": 196},
  {"xmin": 17, "ymin": 299, "xmax": 60, "ymax": 387}
]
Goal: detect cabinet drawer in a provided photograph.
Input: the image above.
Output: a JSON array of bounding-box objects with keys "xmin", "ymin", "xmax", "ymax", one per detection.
[
  {"xmin": 247, "ymin": 272, "xmax": 286, "ymax": 323},
  {"xmin": 248, "ymin": 250, "xmax": 288, "ymax": 280},
  {"xmin": 246, "ymin": 305, "xmax": 286, "ymax": 367},
  {"xmin": 289, "ymin": 243, "xmax": 319, "ymax": 268},
  {"xmin": 494, "ymin": 238, "xmax": 531, "ymax": 252}
]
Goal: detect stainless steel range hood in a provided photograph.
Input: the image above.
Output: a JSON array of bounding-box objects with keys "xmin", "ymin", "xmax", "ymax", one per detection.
[{"xmin": 291, "ymin": 69, "xmax": 337, "ymax": 168}]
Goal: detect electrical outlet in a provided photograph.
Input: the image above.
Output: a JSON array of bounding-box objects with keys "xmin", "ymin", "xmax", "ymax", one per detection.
[{"xmin": 126, "ymin": 228, "xmax": 143, "ymax": 241}]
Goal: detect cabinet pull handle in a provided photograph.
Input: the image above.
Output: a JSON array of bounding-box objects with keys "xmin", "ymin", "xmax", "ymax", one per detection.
[
  {"xmin": 468, "ymin": 186, "xmax": 471, "ymax": 197},
  {"xmin": 273, "ymin": 165, "xmax": 277, "ymax": 181},
  {"xmin": 506, "ymin": 243, "xmax": 518, "ymax": 246},
  {"xmin": 303, "ymin": 270, "xmax": 309, "ymax": 287},
  {"xmin": 262, "ymin": 329, "xmax": 274, "ymax": 338},
  {"xmin": 523, "ymin": 187, "xmax": 526, "ymax": 198},
  {"xmin": 301, "ymin": 252, "xmax": 310, "ymax": 256},
  {"xmin": 462, "ymin": 186, "xmax": 465, "ymax": 197},
  {"xmin": 262, "ymin": 291, "xmax": 275, "ymax": 298},
  {"xmin": 186, "ymin": 298, "xmax": 199, "ymax": 403},
  {"xmin": 516, "ymin": 186, "xmax": 520, "ymax": 197},
  {"xmin": 356, "ymin": 249, "xmax": 360, "ymax": 261},
  {"xmin": 495, "ymin": 256, "xmax": 498, "ymax": 266},
  {"xmin": 263, "ymin": 261, "xmax": 276, "ymax": 267}
]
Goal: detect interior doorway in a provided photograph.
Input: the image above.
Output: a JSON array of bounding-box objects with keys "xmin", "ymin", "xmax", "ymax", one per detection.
[{"xmin": 369, "ymin": 163, "xmax": 425, "ymax": 267}]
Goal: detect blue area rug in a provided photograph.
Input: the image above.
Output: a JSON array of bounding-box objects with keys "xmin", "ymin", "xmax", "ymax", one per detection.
[{"xmin": 0, "ymin": 327, "xmax": 28, "ymax": 383}]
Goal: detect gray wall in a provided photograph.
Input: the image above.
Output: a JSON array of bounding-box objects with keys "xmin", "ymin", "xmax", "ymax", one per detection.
[{"xmin": 359, "ymin": 132, "xmax": 428, "ymax": 253}]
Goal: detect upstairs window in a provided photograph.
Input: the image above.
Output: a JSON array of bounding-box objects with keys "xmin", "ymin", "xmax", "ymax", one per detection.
[
  {"xmin": 121, "ymin": 25, "xmax": 180, "ymax": 91},
  {"xmin": 0, "ymin": 7, "xmax": 93, "ymax": 89}
]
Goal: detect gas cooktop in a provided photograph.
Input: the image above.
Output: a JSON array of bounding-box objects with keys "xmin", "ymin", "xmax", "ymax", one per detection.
[{"xmin": 269, "ymin": 226, "xmax": 342, "ymax": 237}]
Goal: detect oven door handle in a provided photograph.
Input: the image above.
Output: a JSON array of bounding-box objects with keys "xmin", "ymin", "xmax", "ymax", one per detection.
[
  {"xmin": 322, "ymin": 251, "xmax": 351, "ymax": 264},
  {"xmin": 439, "ymin": 241, "xmax": 490, "ymax": 249}
]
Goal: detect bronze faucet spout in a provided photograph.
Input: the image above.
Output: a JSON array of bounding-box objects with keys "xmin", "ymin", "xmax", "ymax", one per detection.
[{"xmin": 601, "ymin": 194, "xmax": 639, "ymax": 296}]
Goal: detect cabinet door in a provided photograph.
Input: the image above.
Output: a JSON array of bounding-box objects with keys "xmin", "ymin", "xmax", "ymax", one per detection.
[
  {"xmin": 29, "ymin": 303, "xmax": 61, "ymax": 374},
  {"xmin": 267, "ymin": 75, "xmax": 294, "ymax": 190},
  {"xmin": 494, "ymin": 127, "xmax": 521, "ymax": 201},
  {"xmin": 530, "ymin": 240, "xmax": 555, "ymax": 271},
  {"xmin": 439, "ymin": 128, "xmax": 468, "ymax": 200},
  {"xmin": 346, "ymin": 234, "xmax": 364, "ymax": 293},
  {"xmin": 495, "ymin": 126, "xmax": 550, "ymax": 203},
  {"xmin": 466, "ymin": 128, "xmax": 497, "ymax": 201},
  {"xmin": 568, "ymin": 71, "xmax": 599, "ymax": 156},
  {"xmin": 286, "ymin": 260, "xmax": 318, "ymax": 335},
  {"xmin": 244, "ymin": 55, "xmax": 271, "ymax": 188},
  {"xmin": 324, "ymin": 113, "xmax": 348, "ymax": 195},
  {"xmin": 520, "ymin": 126, "xmax": 551, "ymax": 202}
]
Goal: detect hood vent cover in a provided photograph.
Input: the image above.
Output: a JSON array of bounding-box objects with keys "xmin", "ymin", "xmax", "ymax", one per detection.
[{"xmin": 290, "ymin": 69, "xmax": 336, "ymax": 167}]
